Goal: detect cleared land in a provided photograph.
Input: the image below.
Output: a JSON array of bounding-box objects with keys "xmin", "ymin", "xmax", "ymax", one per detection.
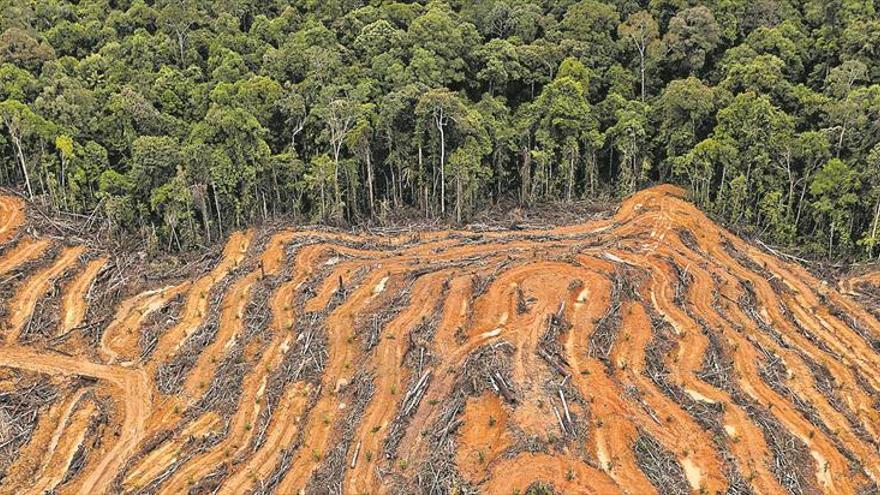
[{"xmin": 1, "ymin": 185, "xmax": 880, "ymax": 494}]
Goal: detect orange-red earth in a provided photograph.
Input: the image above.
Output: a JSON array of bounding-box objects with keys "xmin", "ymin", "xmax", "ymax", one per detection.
[{"xmin": 1, "ymin": 185, "xmax": 880, "ymax": 494}]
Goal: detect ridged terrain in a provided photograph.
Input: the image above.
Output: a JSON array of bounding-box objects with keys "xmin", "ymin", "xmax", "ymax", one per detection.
[{"xmin": 1, "ymin": 186, "xmax": 880, "ymax": 495}]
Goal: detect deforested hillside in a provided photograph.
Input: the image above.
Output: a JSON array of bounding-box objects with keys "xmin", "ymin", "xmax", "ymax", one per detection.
[{"xmin": 1, "ymin": 186, "xmax": 880, "ymax": 494}]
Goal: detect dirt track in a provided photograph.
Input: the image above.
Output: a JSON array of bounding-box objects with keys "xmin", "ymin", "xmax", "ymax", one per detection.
[
  {"xmin": 2, "ymin": 185, "xmax": 880, "ymax": 494},
  {"xmin": 0, "ymin": 196, "xmax": 23, "ymax": 244}
]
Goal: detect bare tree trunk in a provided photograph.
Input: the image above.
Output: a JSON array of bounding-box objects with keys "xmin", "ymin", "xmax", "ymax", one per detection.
[
  {"xmin": 3, "ymin": 116, "xmax": 34, "ymax": 199},
  {"xmin": 435, "ymin": 110, "xmax": 446, "ymax": 216},
  {"xmin": 520, "ymin": 146, "xmax": 531, "ymax": 204},
  {"xmin": 587, "ymin": 150, "xmax": 596, "ymax": 196},
  {"xmin": 794, "ymin": 169, "xmax": 815, "ymax": 230},
  {"xmin": 455, "ymin": 174, "xmax": 462, "ymax": 223},
  {"xmin": 638, "ymin": 46, "xmax": 646, "ymax": 102},
  {"xmin": 390, "ymin": 161, "xmax": 398, "ymax": 210},
  {"xmin": 212, "ymin": 181, "xmax": 223, "ymax": 237},
  {"xmin": 829, "ymin": 222, "xmax": 834, "ymax": 256},
  {"xmin": 567, "ymin": 148, "xmax": 575, "ymax": 201},
  {"xmin": 320, "ymin": 180, "xmax": 326, "ymax": 219},
  {"xmin": 418, "ymin": 143, "xmax": 423, "ymax": 212},
  {"xmin": 177, "ymin": 31, "xmax": 187, "ymax": 65},
  {"xmin": 346, "ymin": 163, "xmax": 357, "ymax": 221},
  {"xmin": 187, "ymin": 212, "xmax": 195, "ymax": 246},
  {"xmin": 60, "ymin": 153, "xmax": 68, "ymax": 209},
  {"xmin": 493, "ymin": 148, "xmax": 502, "ymax": 199},
  {"xmin": 785, "ymin": 152, "xmax": 795, "ymax": 217},
  {"xmin": 171, "ymin": 222, "xmax": 182, "ymax": 251},
  {"xmin": 200, "ymin": 190, "xmax": 211, "ymax": 244},
  {"xmin": 366, "ymin": 147, "xmax": 374, "ymax": 215},
  {"xmin": 871, "ymin": 192, "xmax": 880, "ymax": 258},
  {"xmin": 332, "ymin": 145, "xmax": 342, "ymax": 219},
  {"xmin": 11, "ymin": 132, "xmax": 33, "ymax": 199},
  {"xmin": 40, "ymin": 155, "xmax": 51, "ymax": 208},
  {"xmin": 290, "ymin": 120, "xmax": 304, "ymax": 151}
]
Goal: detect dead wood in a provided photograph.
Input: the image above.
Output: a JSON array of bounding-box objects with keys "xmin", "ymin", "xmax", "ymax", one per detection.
[{"xmin": 632, "ymin": 430, "xmax": 690, "ymax": 495}]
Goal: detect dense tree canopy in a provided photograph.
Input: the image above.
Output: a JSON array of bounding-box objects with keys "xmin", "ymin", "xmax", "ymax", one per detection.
[{"xmin": 2, "ymin": 0, "xmax": 880, "ymax": 258}]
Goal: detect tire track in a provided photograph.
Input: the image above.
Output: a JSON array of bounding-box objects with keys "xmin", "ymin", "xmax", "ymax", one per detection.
[
  {"xmin": 345, "ymin": 271, "xmax": 450, "ymax": 492},
  {"xmin": 0, "ymin": 238, "xmax": 51, "ymax": 277},
  {"xmin": 5, "ymin": 245, "xmax": 85, "ymax": 343},
  {"xmin": 0, "ymin": 346, "xmax": 150, "ymax": 495},
  {"xmin": 58, "ymin": 257, "xmax": 108, "ymax": 336}
]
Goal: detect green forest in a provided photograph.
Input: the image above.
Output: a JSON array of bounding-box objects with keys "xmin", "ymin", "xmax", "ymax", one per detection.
[{"xmin": 2, "ymin": 0, "xmax": 880, "ymax": 257}]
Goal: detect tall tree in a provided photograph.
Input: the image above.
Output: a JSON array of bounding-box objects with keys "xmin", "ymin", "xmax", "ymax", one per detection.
[
  {"xmin": 157, "ymin": 0, "xmax": 203, "ymax": 65},
  {"xmin": 663, "ymin": 6, "xmax": 721, "ymax": 76},
  {"xmin": 346, "ymin": 104, "xmax": 377, "ymax": 215},
  {"xmin": 810, "ymin": 158, "xmax": 860, "ymax": 254},
  {"xmin": 316, "ymin": 97, "xmax": 359, "ymax": 220},
  {"xmin": 0, "ymin": 100, "xmax": 55, "ymax": 198},
  {"xmin": 532, "ymin": 58, "xmax": 597, "ymax": 199},
  {"xmin": 655, "ymin": 77, "xmax": 715, "ymax": 179},
  {"xmin": 618, "ymin": 11, "xmax": 659, "ymax": 101},
  {"xmin": 416, "ymin": 88, "xmax": 467, "ymax": 216}
]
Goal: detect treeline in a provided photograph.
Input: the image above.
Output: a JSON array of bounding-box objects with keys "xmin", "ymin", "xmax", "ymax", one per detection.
[{"xmin": 2, "ymin": 0, "xmax": 880, "ymax": 256}]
